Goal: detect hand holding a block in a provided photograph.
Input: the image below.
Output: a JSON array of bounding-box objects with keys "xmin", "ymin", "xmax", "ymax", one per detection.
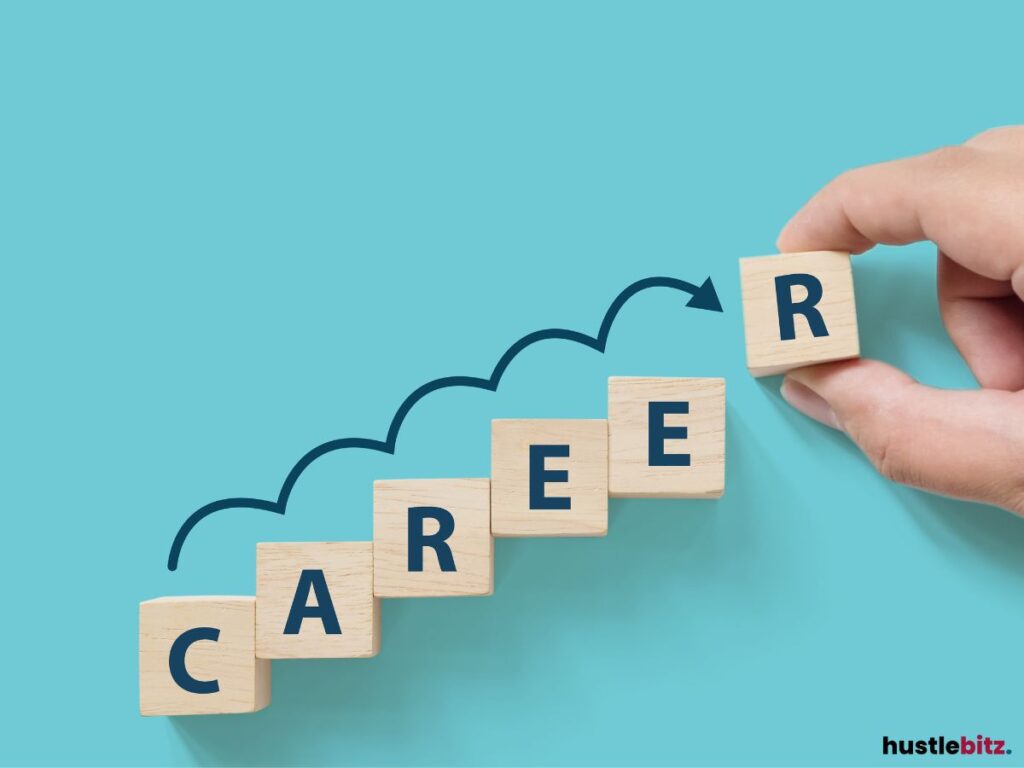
[
  {"xmin": 740, "ymin": 250, "xmax": 859, "ymax": 377},
  {"xmin": 772, "ymin": 127, "xmax": 1024, "ymax": 516}
]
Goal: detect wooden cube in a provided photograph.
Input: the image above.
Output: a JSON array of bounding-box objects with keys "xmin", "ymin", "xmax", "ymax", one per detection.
[
  {"xmin": 373, "ymin": 478, "xmax": 493, "ymax": 597},
  {"xmin": 139, "ymin": 596, "xmax": 270, "ymax": 716},
  {"xmin": 739, "ymin": 250, "xmax": 860, "ymax": 377},
  {"xmin": 256, "ymin": 542, "xmax": 379, "ymax": 660},
  {"xmin": 491, "ymin": 419, "xmax": 608, "ymax": 537},
  {"xmin": 608, "ymin": 377, "xmax": 725, "ymax": 499}
]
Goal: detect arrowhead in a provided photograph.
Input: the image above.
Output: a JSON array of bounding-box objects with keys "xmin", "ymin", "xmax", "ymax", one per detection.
[{"xmin": 685, "ymin": 277, "xmax": 722, "ymax": 312}]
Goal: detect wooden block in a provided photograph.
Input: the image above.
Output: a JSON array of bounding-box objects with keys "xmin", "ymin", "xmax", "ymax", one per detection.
[
  {"xmin": 256, "ymin": 542, "xmax": 379, "ymax": 660},
  {"xmin": 739, "ymin": 250, "xmax": 860, "ymax": 377},
  {"xmin": 373, "ymin": 478, "xmax": 493, "ymax": 597},
  {"xmin": 139, "ymin": 596, "xmax": 270, "ymax": 716},
  {"xmin": 608, "ymin": 377, "xmax": 725, "ymax": 499},
  {"xmin": 491, "ymin": 419, "xmax": 608, "ymax": 537}
]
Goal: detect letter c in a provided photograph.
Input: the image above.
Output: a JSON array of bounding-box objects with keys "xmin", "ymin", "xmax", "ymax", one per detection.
[{"xmin": 168, "ymin": 626, "xmax": 220, "ymax": 694}]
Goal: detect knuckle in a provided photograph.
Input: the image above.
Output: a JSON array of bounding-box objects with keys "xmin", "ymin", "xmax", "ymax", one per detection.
[
  {"xmin": 830, "ymin": 166, "xmax": 866, "ymax": 194},
  {"xmin": 925, "ymin": 144, "xmax": 972, "ymax": 170},
  {"xmin": 823, "ymin": 166, "xmax": 878, "ymax": 214},
  {"xmin": 864, "ymin": 432, "xmax": 905, "ymax": 483},
  {"xmin": 1008, "ymin": 492, "xmax": 1024, "ymax": 518},
  {"xmin": 1006, "ymin": 469, "xmax": 1024, "ymax": 517},
  {"xmin": 846, "ymin": 398, "xmax": 917, "ymax": 486},
  {"xmin": 965, "ymin": 125, "xmax": 1024, "ymax": 149},
  {"xmin": 999, "ymin": 398, "xmax": 1024, "ymax": 515}
]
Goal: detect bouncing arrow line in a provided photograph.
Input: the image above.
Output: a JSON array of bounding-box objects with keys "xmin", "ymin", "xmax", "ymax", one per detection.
[{"xmin": 168, "ymin": 276, "xmax": 723, "ymax": 571}]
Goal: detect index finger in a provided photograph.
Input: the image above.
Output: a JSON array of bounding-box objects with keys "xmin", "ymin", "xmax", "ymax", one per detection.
[{"xmin": 776, "ymin": 145, "xmax": 1023, "ymax": 283}]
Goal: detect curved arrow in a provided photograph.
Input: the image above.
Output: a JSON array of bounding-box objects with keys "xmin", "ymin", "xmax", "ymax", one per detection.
[{"xmin": 167, "ymin": 275, "xmax": 722, "ymax": 571}]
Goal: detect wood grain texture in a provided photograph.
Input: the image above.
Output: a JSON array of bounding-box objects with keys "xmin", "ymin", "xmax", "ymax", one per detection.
[
  {"xmin": 739, "ymin": 250, "xmax": 860, "ymax": 377},
  {"xmin": 491, "ymin": 419, "xmax": 608, "ymax": 537},
  {"xmin": 373, "ymin": 478, "xmax": 493, "ymax": 597},
  {"xmin": 256, "ymin": 542, "xmax": 379, "ymax": 660},
  {"xmin": 608, "ymin": 377, "xmax": 725, "ymax": 499},
  {"xmin": 139, "ymin": 596, "xmax": 270, "ymax": 716}
]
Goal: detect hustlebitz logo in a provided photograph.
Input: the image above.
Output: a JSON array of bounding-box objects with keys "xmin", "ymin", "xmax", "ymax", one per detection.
[{"xmin": 883, "ymin": 735, "xmax": 1012, "ymax": 757}]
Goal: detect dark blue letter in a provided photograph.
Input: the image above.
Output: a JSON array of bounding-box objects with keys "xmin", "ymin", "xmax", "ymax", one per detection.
[
  {"xmin": 408, "ymin": 506, "xmax": 456, "ymax": 572},
  {"xmin": 284, "ymin": 568, "xmax": 342, "ymax": 635},
  {"xmin": 529, "ymin": 444, "xmax": 571, "ymax": 510},
  {"xmin": 775, "ymin": 273, "xmax": 828, "ymax": 340},
  {"xmin": 169, "ymin": 626, "xmax": 220, "ymax": 694},
  {"xmin": 649, "ymin": 401, "xmax": 690, "ymax": 467}
]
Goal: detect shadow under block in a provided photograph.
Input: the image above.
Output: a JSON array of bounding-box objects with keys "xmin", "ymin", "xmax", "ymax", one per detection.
[
  {"xmin": 491, "ymin": 419, "xmax": 608, "ymax": 537},
  {"xmin": 256, "ymin": 542, "xmax": 379, "ymax": 660},
  {"xmin": 608, "ymin": 377, "xmax": 725, "ymax": 499},
  {"xmin": 739, "ymin": 250, "xmax": 860, "ymax": 377},
  {"xmin": 373, "ymin": 478, "xmax": 493, "ymax": 597},
  {"xmin": 139, "ymin": 596, "xmax": 270, "ymax": 716}
]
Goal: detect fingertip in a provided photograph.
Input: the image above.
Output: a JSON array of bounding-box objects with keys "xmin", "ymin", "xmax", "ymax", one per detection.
[
  {"xmin": 776, "ymin": 207, "xmax": 812, "ymax": 253},
  {"xmin": 775, "ymin": 220, "xmax": 796, "ymax": 252},
  {"xmin": 780, "ymin": 376, "xmax": 843, "ymax": 431},
  {"xmin": 776, "ymin": 199, "xmax": 849, "ymax": 255},
  {"xmin": 774, "ymin": 164, "xmax": 898, "ymax": 256}
]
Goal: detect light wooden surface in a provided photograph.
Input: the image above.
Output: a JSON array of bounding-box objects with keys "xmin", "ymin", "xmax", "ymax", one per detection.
[
  {"xmin": 739, "ymin": 250, "xmax": 859, "ymax": 377},
  {"xmin": 608, "ymin": 377, "xmax": 725, "ymax": 498},
  {"xmin": 256, "ymin": 542, "xmax": 379, "ymax": 659},
  {"xmin": 491, "ymin": 419, "xmax": 608, "ymax": 537},
  {"xmin": 373, "ymin": 478, "xmax": 493, "ymax": 597},
  {"xmin": 139, "ymin": 596, "xmax": 270, "ymax": 716}
]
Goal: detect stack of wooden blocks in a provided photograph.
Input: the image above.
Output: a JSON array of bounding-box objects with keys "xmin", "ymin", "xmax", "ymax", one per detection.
[{"xmin": 140, "ymin": 250, "xmax": 859, "ymax": 716}]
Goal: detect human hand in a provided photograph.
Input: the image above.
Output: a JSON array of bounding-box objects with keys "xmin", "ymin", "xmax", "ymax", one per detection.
[{"xmin": 776, "ymin": 126, "xmax": 1024, "ymax": 515}]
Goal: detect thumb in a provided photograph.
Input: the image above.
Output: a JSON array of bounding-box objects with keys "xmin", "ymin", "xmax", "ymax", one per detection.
[{"xmin": 780, "ymin": 359, "xmax": 1024, "ymax": 515}]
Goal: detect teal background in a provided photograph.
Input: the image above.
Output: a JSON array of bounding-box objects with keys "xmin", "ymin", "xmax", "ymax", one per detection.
[{"xmin": 2, "ymin": 1, "xmax": 1023, "ymax": 765}]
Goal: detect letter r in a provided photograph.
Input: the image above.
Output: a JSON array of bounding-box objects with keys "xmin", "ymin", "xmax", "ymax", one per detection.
[
  {"xmin": 407, "ymin": 506, "xmax": 457, "ymax": 572},
  {"xmin": 775, "ymin": 273, "xmax": 829, "ymax": 340}
]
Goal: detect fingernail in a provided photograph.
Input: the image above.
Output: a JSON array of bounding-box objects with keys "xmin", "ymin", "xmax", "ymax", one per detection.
[{"xmin": 780, "ymin": 378, "xmax": 842, "ymax": 431}]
